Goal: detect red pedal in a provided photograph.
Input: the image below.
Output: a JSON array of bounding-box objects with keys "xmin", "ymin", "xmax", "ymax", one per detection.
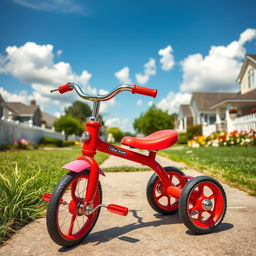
[
  {"xmin": 42, "ymin": 193, "xmax": 52, "ymax": 202},
  {"xmin": 107, "ymin": 204, "xmax": 129, "ymax": 216}
]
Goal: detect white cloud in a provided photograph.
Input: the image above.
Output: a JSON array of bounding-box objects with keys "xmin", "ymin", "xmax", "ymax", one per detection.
[
  {"xmin": 136, "ymin": 99, "xmax": 143, "ymax": 106},
  {"xmin": 0, "ymin": 42, "xmax": 116, "ymax": 115},
  {"xmin": 157, "ymin": 92, "xmax": 191, "ymax": 114},
  {"xmin": 98, "ymin": 89, "xmax": 116, "ymax": 114},
  {"xmin": 105, "ymin": 117, "xmax": 132, "ymax": 132},
  {"xmin": 180, "ymin": 28, "xmax": 256, "ymax": 92},
  {"xmin": 0, "ymin": 87, "xmax": 32, "ymax": 103},
  {"xmin": 114, "ymin": 67, "xmax": 131, "ymax": 84},
  {"xmin": 148, "ymin": 100, "xmax": 154, "ymax": 107},
  {"xmin": 158, "ymin": 45, "xmax": 175, "ymax": 71},
  {"xmin": 13, "ymin": 0, "xmax": 85, "ymax": 14},
  {"xmin": 136, "ymin": 58, "xmax": 156, "ymax": 84}
]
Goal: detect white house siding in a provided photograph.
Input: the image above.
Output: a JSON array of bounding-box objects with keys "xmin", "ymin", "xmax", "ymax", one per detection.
[
  {"xmin": 241, "ymin": 62, "xmax": 256, "ymax": 94},
  {"xmin": 190, "ymin": 99, "xmax": 200, "ymax": 125}
]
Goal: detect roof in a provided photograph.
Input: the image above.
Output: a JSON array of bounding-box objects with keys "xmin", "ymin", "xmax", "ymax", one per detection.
[
  {"xmin": 179, "ymin": 104, "xmax": 193, "ymax": 117},
  {"xmin": 210, "ymin": 88, "xmax": 256, "ymax": 109},
  {"xmin": 5, "ymin": 102, "xmax": 38, "ymax": 116},
  {"xmin": 41, "ymin": 111, "xmax": 57, "ymax": 126},
  {"xmin": 236, "ymin": 54, "xmax": 256, "ymax": 83},
  {"xmin": 247, "ymin": 54, "xmax": 256, "ymax": 62},
  {"xmin": 191, "ymin": 92, "xmax": 238, "ymax": 111}
]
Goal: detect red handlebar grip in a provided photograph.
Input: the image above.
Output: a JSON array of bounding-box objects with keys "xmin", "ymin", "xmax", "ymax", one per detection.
[
  {"xmin": 58, "ymin": 83, "xmax": 73, "ymax": 94},
  {"xmin": 132, "ymin": 84, "xmax": 157, "ymax": 98}
]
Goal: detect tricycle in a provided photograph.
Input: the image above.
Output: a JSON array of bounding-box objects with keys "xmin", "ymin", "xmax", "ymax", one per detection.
[{"xmin": 43, "ymin": 82, "xmax": 227, "ymax": 247}]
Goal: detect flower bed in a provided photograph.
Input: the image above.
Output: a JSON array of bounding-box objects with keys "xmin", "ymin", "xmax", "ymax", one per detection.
[{"xmin": 188, "ymin": 129, "xmax": 256, "ymax": 147}]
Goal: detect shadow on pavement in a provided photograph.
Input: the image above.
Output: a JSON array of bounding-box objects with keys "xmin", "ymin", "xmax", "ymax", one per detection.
[
  {"xmin": 185, "ymin": 222, "xmax": 234, "ymax": 236},
  {"xmin": 59, "ymin": 209, "xmax": 181, "ymax": 252}
]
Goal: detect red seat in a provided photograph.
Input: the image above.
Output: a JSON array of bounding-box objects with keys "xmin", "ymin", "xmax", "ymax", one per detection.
[{"xmin": 121, "ymin": 130, "xmax": 178, "ymax": 151}]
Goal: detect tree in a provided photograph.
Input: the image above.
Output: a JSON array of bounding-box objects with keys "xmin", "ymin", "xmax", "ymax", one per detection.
[
  {"xmin": 54, "ymin": 115, "xmax": 84, "ymax": 140},
  {"xmin": 107, "ymin": 127, "xmax": 124, "ymax": 142},
  {"xmin": 133, "ymin": 105, "xmax": 175, "ymax": 135},
  {"xmin": 65, "ymin": 101, "xmax": 92, "ymax": 122},
  {"xmin": 65, "ymin": 100, "xmax": 104, "ymax": 124}
]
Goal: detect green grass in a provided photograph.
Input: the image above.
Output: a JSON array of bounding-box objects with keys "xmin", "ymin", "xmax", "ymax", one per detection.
[
  {"xmin": 160, "ymin": 146, "xmax": 256, "ymax": 196},
  {"xmin": 0, "ymin": 147, "xmax": 108, "ymax": 244},
  {"xmin": 103, "ymin": 166, "xmax": 151, "ymax": 172}
]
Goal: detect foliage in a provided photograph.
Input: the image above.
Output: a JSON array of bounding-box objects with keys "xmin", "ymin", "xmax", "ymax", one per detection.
[
  {"xmin": 64, "ymin": 100, "xmax": 92, "ymax": 122},
  {"xmin": 124, "ymin": 131, "xmax": 135, "ymax": 137},
  {"xmin": 133, "ymin": 105, "xmax": 175, "ymax": 135},
  {"xmin": 0, "ymin": 148, "xmax": 109, "ymax": 243},
  {"xmin": 64, "ymin": 100, "xmax": 104, "ymax": 124},
  {"xmin": 39, "ymin": 137, "xmax": 76, "ymax": 147},
  {"xmin": 40, "ymin": 137, "xmax": 63, "ymax": 147},
  {"xmin": 178, "ymin": 132, "xmax": 188, "ymax": 144},
  {"xmin": 188, "ymin": 130, "xmax": 256, "ymax": 148},
  {"xmin": 107, "ymin": 127, "xmax": 124, "ymax": 142},
  {"xmin": 54, "ymin": 115, "xmax": 84, "ymax": 140},
  {"xmin": 186, "ymin": 124, "xmax": 202, "ymax": 139},
  {"xmin": 161, "ymin": 146, "xmax": 256, "ymax": 196}
]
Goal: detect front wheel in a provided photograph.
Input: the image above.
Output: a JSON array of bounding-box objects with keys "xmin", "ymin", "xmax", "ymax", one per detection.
[
  {"xmin": 146, "ymin": 167, "xmax": 187, "ymax": 215},
  {"xmin": 179, "ymin": 176, "xmax": 227, "ymax": 234},
  {"xmin": 46, "ymin": 170, "xmax": 102, "ymax": 247}
]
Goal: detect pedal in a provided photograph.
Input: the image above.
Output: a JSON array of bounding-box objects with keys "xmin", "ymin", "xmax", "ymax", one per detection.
[
  {"xmin": 42, "ymin": 193, "xmax": 52, "ymax": 202},
  {"xmin": 106, "ymin": 204, "xmax": 129, "ymax": 216}
]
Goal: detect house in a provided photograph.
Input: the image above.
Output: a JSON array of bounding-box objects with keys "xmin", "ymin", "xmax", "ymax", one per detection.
[
  {"xmin": 178, "ymin": 54, "xmax": 256, "ymax": 134},
  {"xmin": 2, "ymin": 100, "xmax": 42, "ymax": 126},
  {"xmin": 41, "ymin": 111, "xmax": 57, "ymax": 130},
  {"xmin": 1, "ymin": 97, "xmax": 57, "ymax": 129}
]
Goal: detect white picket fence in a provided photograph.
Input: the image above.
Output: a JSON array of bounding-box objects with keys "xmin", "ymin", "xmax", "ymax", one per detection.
[
  {"xmin": 202, "ymin": 124, "xmax": 216, "ymax": 137},
  {"xmin": 0, "ymin": 120, "xmax": 81, "ymax": 145},
  {"xmin": 202, "ymin": 113, "xmax": 256, "ymax": 136},
  {"xmin": 229, "ymin": 113, "xmax": 256, "ymax": 132}
]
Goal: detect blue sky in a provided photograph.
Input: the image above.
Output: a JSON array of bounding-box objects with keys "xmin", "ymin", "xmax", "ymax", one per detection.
[{"xmin": 0, "ymin": 0, "xmax": 256, "ymax": 132}]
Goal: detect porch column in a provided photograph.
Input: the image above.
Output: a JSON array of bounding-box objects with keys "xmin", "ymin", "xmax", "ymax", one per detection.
[
  {"xmin": 226, "ymin": 106, "xmax": 233, "ymax": 133},
  {"xmin": 216, "ymin": 109, "xmax": 221, "ymax": 123}
]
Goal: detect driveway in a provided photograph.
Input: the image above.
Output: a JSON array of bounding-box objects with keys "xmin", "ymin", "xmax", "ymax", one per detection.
[{"xmin": 0, "ymin": 154, "xmax": 255, "ymax": 256}]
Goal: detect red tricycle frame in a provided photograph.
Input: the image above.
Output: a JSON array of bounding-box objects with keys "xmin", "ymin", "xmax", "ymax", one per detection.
[{"xmin": 77, "ymin": 121, "xmax": 192, "ymax": 209}]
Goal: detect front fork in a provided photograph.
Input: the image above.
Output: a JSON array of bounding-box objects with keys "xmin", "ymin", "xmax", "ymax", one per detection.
[{"xmin": 80, "ymin": 156, "xmax": 99, "ymax": 210}]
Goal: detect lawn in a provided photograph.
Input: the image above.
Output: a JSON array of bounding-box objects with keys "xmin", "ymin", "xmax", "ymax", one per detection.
[
  {"xmin": 0, "ymin": 147, "xmax": 108, "ymax": 244},
  {"xmin": 160, "ymin": 146, "xmax": 256, "ymax": 196}
]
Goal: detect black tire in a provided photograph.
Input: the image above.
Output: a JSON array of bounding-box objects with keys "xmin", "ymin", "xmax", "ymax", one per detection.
[
  {"xmin": 46, "ymin": 170, "xmax": 102, "ymax": 247},
  {"xmin": 146, "ymin": 166, "xmax": 187, "ymax": 215},
  {"xmin": 179, "ymin": 176, "xmax": 227, "ymax": 234}
]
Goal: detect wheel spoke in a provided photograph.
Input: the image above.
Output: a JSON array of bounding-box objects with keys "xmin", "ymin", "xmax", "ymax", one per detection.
[
  {"xmin": 208, "ymin": 194, "xmax": 216, "ymax": 200},
  {"xmin": 197, "ymin": 184, "xmax": 204, "ymax": 197},
  {"xmin": 197, "ymin": 210, "xmax": 203, "ymax": 222},
  {"xmin": 60, "ymin": 211, "xmax": 70, "ymax": 228},
  {"xmin": 189, "ymin": 204, "xmax": 199, "ymax": 213},
  {"xmin": 167, "ymin": 196, "xmax": 171, "ymax": 206},
  {"xmin": 156, "ymin": 194, "xmax": 164, "ymax": 201},
  {"xmin": 68, "ymin": 215, "xmax": 76, "ymax": 235},
  {"xmin": 75, "ymin": 216, "xmax": 81, "ymax": 231}
]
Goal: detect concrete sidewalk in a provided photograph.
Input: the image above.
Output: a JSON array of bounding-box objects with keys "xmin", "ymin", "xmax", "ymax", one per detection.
[{"xmin": 0, "ymin": 154, "xmax": 256, "ymax": 256}]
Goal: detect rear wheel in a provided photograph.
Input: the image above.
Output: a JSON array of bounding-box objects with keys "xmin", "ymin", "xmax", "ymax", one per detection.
[
  {"xmin": 146, "ymin": 167, "xmax": 187, "ymax": 215},
  {"xmin": 46, "ymin": 170, "xmax": 102, "ymax": 247},
  {"xmin": 179, "ymin": 176, "xmax": 227, "ymax": 234}
]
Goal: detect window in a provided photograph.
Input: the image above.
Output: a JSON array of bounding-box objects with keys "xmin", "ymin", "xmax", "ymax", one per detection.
[{"xmin": 248, "ymin": 68, "xmax": 255, "ymax": 89}]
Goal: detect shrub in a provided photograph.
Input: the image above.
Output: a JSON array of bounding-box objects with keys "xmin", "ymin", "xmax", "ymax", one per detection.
[
  {"xmin": 63, "ymin": 140, "xmax": 76, "ymax": 147},
  {"xmin": 187, "ymin": 125, "xmax": 202, "ymax": 139},
  {"xmin": 178, "ymin": 132, "xmax": 188, "ymax": 144},
  {"xmin": 39, "ymin": 137, "xmax": 63, "ymax": 147}
]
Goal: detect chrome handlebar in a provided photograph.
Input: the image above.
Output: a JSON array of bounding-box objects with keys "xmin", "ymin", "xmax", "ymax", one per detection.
[{"xmin": 68, "ymin": 82, "xmax": 133, "ymax": 102}]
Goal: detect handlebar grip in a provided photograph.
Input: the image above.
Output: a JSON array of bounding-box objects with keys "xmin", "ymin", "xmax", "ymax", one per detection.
[
  {"xmin": 58, "ymin": 83, "xmax": 73, "ymax": 94},
  {"xmin": 132, "ymin": 84, "xmax": 157, "ymax": 98}
]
